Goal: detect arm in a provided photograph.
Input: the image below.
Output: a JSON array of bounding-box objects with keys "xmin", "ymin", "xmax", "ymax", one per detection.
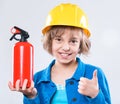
[
  {"xmin": 23, "ymin": 94, "xmax": 40, "ymax": 104},
  {"xmin": 78, "ymin": 69, "xmax": 111, "ymax": 104},
  {"xmin": 90, "ymin": 69, "xmax": 111, "ymax": 104}
]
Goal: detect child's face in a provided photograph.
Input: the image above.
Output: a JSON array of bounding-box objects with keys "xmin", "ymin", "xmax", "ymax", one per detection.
[{"xmin": 52, "ymin": 28, "xmax": 81, "ymax": 64}]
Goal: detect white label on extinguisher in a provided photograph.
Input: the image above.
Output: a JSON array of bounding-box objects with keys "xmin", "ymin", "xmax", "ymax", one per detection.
[
  {"xmin": 20, "ymin": 46, "xmax": 24, "ymax": 80},
  {"xmin": 30, "ymin": 46, "xmax": 33, "ymax": 79}
]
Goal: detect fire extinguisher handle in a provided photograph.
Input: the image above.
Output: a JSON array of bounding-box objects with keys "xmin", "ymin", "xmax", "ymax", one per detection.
[
  {"xmin": 9, "ymin": 34, "xmax": 21, "ymax": 41},
  {"xmin": 10, "ymin": 26, "xmax": 30, "ymax": 42}
]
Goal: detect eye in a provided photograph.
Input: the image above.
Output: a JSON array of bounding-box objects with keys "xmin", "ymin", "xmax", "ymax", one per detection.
[
  {"xmin": 72, "ymin": 40, "xmax": 77, "ymax": 43},
  {"xmin": 70, "ymin": 39, "xmax": 78, "ymax": 44},
  {"xmin": 55, "ymin": 37, "xmax": 61, "ymax": 41},
  {"xmin": 56, "ymin": 38, "xmax": 61, "ymax": 41},
  {"xmin": 54, "ymin": 37, "xmax": 62, "ymax": 43}
]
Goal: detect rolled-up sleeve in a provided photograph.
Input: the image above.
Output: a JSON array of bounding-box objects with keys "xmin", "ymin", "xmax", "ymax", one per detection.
[{"xmin": 23, "ymin": 94, "xmax": 40, "ymax": 104}]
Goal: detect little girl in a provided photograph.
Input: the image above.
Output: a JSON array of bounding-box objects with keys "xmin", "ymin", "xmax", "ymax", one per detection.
[{"xmin": 8, "ymin": 3, "xmax": 111, "ymax": 104}]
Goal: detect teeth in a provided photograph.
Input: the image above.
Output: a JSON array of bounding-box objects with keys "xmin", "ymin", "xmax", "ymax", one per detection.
[{"xmin": 61, "ymin": 53, "xmax": 69, "ymax": 57}]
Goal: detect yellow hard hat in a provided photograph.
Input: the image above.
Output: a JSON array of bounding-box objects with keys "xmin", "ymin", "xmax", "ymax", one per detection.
[{"xmin": 42, "ymin": 3, "xmax": 91, "ymax": 37}]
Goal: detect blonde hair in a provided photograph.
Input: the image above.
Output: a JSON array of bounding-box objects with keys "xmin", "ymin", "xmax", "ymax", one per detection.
[{"xmin": 43, "ymin": 26, "xmax": 91, "ymax": 55}]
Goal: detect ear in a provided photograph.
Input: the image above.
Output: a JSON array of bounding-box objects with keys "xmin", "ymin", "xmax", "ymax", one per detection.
[{"xmin": 78, "ymin": 48, "xmax": 81, "ymax": 54}]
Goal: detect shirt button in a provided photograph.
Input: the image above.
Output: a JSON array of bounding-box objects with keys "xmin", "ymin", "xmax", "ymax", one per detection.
[
  {"xmin": 72, "ymin": 97, "xmax": 77, "ymax": 102},
  {"xmin": 70, "ymin": 81, "xmax": 74, "ymax": 85}
]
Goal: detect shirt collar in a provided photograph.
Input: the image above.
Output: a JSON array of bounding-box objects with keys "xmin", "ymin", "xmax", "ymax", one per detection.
[
  {"xmin": 37, "ymin": 57, "xmax": 85, "ymax": 83},
  {"xmin": 72, "ymin": 57, "xmax": 85, "ymax": 80},
  {"xmin": 37, "ymin": 59, "xmax": 55, "ymax": 84}
]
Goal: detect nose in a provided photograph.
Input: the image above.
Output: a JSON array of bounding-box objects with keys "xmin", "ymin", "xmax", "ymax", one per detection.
[{"xmin": 62, "ymin": 42, "xmax": 70, "ymax": 51}]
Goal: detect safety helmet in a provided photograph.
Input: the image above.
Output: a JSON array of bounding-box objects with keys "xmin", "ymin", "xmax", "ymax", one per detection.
[{"xmin": 42, "ymin": 3, "xmax": 91, "ymax": 37}]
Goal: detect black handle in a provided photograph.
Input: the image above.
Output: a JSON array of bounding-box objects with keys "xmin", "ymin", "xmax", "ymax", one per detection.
[{"xmin": 10, "ymin": 26, "xmax": 29, "ymax": 42}]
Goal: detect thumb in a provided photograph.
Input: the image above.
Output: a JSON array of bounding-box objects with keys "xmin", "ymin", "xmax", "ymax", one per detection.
[{"xmin": 92, "ymin": 70, "xmax": 98, "ymax": 80}]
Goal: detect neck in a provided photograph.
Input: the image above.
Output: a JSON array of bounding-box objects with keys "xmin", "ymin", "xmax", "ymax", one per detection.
[
  {"xmin": 54, "ymin": 59, "xmax": 77, "ymax": 71},
  {"xmin": 51, "ymin": 59, "xmax": 78, "ymax": 85}
]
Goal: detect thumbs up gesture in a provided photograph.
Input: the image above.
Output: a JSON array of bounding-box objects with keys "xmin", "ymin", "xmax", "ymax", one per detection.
[{"xmin": 78, "ymin": 70, "xmax": 99, "ymax": 98}]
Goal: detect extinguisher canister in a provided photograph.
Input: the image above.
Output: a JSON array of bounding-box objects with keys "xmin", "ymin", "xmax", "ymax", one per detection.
[
  {"xmin": 10, "ymin": 26, "xmax": 34, "ymax": 88},
  {"xmin": 13, "ymin": 42, "xmax": 34, "ymax": 88}
]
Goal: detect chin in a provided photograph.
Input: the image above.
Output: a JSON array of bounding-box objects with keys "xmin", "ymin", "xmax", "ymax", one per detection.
[{"xmin": 58, "ymin": 58, "xmax": 75, "ymax": 64}]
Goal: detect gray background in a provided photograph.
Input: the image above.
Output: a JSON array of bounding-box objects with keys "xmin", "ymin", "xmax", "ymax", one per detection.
[{"xmin": 0, "ymin": 0, "xmax": 120, "ymax": 104}]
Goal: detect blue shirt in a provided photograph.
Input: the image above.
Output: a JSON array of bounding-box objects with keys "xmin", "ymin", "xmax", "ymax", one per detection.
[
  {"xmin": 23, "ymin": 57, "xmax": 111, "ymax": 104},
  {"xmin": 51, "ymin": 84, "xmax": 68, "ymax": 104}
]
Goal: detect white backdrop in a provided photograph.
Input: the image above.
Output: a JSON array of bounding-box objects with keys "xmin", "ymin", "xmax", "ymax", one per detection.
[{"xmin": 0, "ymin": 0, "xmax": 120, "ymax": 104}]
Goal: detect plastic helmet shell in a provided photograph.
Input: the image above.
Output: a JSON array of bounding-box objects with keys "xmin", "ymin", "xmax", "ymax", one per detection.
[{"xmin": 42, "ymin": 3, "xmax": 91, "ymax": 37}]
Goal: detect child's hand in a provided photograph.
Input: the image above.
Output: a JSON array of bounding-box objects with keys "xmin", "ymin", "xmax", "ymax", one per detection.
[
  {"xmin": 8, "ymin": 79, "xmax": 37, "ymax": 99},
  {"xmin": 78, "ymin": 70, "xmax": 99, "ymax": 98}
]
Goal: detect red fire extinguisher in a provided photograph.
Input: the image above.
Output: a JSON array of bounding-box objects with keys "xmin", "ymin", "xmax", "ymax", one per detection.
[{"xmin": 10, "ymin": 26, "xmax": 34, "ymax": 88}]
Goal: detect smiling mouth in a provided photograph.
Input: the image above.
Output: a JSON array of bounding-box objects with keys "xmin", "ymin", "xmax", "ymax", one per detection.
[{"xmin": 60, "ymin": 53, "xmax": 72, "ymax": 57}]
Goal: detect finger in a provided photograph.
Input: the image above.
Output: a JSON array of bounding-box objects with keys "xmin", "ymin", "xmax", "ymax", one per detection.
[
  {"xmin": 26, "ymin": 80, "xmax": 34, "ymax": 91},
  {"xmin": 80, "ymin": 77, "xmax": 89, "ymax": 82},
  {"xmin": 16, "ymin": 79, "xmax": 20, "ymax": 91},
  {"xmin": 28, "ymin": 81, "xmax": 35, "ymax": 92},
  {"xmin": 32, "ymin": 87, "xmax": 37, "ymax": 95},
  {"xmin": 30, "ymin": 80, "xmax": 34, "ymax": 88},
  {"xmin": 78, "ymin": 82, "xmax": 85, "ymax": 90},
  {"xmin": 80, "ymin": 77, "xmax": 84, "ymax": 81},
  {"xmin": 22, "ymin": 79, "xmax": 28, "ymax": 90},
  {"xmin": 8, "ymin": 81, "xmax": 15, "ymax": 91},
  {"xmin": 79, "ymin": 80, "xmax": 84, "ymax": 86},
  {"xmin": 92, "ymin": 70, "xmax": 98, "ymax": 80}
]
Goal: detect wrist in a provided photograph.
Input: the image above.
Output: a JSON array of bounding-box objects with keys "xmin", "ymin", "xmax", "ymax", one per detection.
[
  {"xmin": 91, "ymin": 89, "xmax": 99, "ymax": 98},
  {"xmin": 24, "ymin": 93, "xmax": 37, "ymax": 99},
  {"xmin": 24, "ymin": 88, "xmax": 37, "ymax": 99}
]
